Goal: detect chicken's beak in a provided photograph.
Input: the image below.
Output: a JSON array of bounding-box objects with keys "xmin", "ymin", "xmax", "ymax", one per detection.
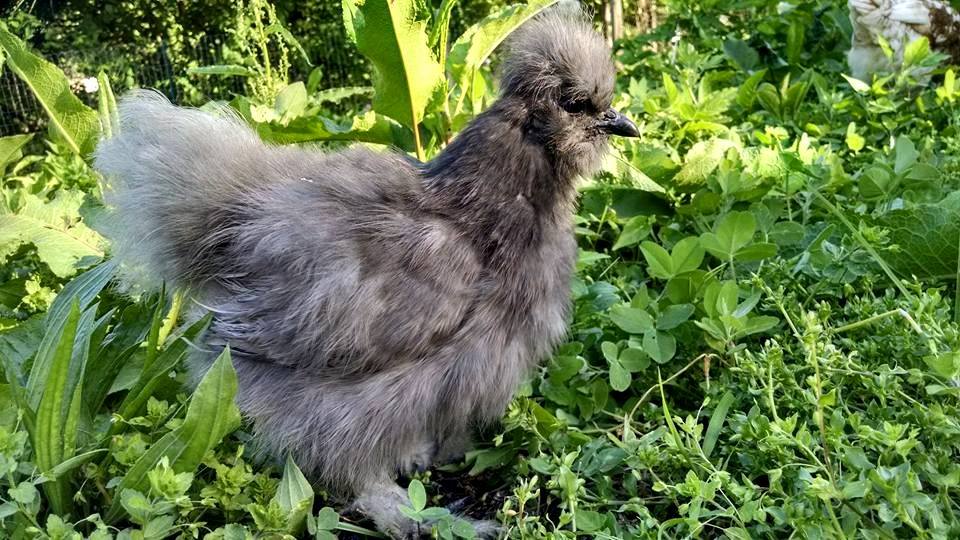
[{"xmin": 597, "ymin": 108, "xmax": 640, "ymax": 137}]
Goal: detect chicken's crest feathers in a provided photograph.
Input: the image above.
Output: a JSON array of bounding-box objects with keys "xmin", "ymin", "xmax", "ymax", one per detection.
[{"xmin": 500, "ymin": 6, "xmax": 614, "ymax": 106}]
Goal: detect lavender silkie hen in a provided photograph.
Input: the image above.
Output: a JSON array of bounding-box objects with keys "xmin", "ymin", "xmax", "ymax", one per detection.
[{"xmin": 95, "ymin": 8, "xmax": 638, "ymax": 538}]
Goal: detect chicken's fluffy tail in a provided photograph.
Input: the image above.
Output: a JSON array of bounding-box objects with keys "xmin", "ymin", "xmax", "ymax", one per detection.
[{"xmin": 94, "ymin": 90, "xmax": 267, "ymax": 292}]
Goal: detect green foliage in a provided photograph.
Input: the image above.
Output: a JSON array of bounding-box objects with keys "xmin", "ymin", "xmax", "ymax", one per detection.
[
  {"xmin": 0, "ymin": 25, "xmax": 99, "ymax": 156},
  {"xmin": 0, "ymin": 190, "xmax": 104, "ymax": 279},
  {"xmin": 189, "ymin": 0, "xmax": 301, "ymax": 104},
  {"xmin": 342, "ymin": 0, "xmax": 444, "ymax": 156},
  {"xmin": 0, "ymin": 135, "xmax": 33, "ymax": 175}
]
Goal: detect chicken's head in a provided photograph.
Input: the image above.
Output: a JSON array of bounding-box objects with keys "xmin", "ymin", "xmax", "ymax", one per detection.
[{"xmin": 499, "ymin": 7, "xmax": 639, "ymax": 178}]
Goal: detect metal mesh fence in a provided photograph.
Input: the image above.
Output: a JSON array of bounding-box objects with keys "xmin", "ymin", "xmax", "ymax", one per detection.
[{"xmin": 0, "ymin": 29, "xmax": 368, "ymax": 136}]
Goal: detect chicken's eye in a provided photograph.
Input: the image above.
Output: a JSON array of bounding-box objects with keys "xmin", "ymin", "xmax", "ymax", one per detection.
[{"xmin": 561, "ymin": 98, "xmax": 590, "ymax": 114}]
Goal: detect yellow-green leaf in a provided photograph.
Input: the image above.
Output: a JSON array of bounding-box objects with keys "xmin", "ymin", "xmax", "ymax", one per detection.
[
  {"xmin": 342, "ymin": 0, "xmax": 443, "ymax": 132},
  {"xmin": 0, "ymin": 191, "xmax": 105, "ymax": 278},
  {"xmin": 0, "ymin": 26, "xmax": 99, "ymax": 156}
]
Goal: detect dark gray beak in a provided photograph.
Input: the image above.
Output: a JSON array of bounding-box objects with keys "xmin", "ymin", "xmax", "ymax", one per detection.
[{"xmin": 597, "ymin": 108, "xmax": 639, "ymax": 137}]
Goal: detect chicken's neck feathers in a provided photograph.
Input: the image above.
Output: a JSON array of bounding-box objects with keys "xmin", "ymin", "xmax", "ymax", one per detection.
[{"xmin": 421, "ymin": 99, "xmax": 579, "ymax": 266}]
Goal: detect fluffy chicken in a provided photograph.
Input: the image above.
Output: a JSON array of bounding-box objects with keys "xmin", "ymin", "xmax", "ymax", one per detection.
[{"xmin": 94, "ymin": 8, "xmax": 638, "ymax": 538}]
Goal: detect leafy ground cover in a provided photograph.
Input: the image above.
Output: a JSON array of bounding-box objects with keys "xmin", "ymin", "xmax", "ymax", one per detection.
[{"xmin": 3, "ymin": 0, "xmax": 960, "ymax": 538}]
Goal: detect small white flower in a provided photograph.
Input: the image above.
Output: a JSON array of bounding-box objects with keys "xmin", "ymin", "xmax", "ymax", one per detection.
[{"xmin": 81, "ymin": 77, "xmax": 99, "ymax": 94}]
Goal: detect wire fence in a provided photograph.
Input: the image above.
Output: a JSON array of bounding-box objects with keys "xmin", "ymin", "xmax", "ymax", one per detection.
[{"xmin": 0, "ymin": 29, "xmax": 368, "ymax": 137}]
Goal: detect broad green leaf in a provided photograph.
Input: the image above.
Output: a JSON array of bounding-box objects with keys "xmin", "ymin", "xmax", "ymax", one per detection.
[
  {"xmin": 619, "ymin": 347, "xmax": 649, "ymax": 372},
  {"xmin": 343, "ymin": 0, "xmax": 443, "ymax": 132},
  {"xmin": 704, "ymin": 280, "xmax": 739, "ymax": 318},
  {"xmin": 0, "ymin": 384, "xmax": 16, "ymax": 429},
  {"xmin": 715, "ymin": 281, "xmax": 739, "ymax": 316},
  {"xmin": 274, "ymin": 455, "xmax": 314, "ymax": 535},
  {"xmin": 643, "ymin": 331, "xmax": 676, "ymax": 364},
  {"xmin": 903, "ymin": 36, "xmax": 931, "ymax": 67},
  {"xmin": 842, "ymin": 74, "xmax": 870, "ymax": 94},
  {"xmin": 734, "ymin": 242, "xmax": 777, "ymax": 262},
  {"xmin": 548, "ymin": 354, "xmax": 583, "ymax": 382},
  {"xmin": 937, "ymin": 69, "xmax": 956, "ymax": 101},
  {"xmin": 34, "ymin": 300, "xmax": 80, "ymax": 475},
  {"xmin": 613, "ymin": 216, "xmax": 652, "ymax": 250},
  {"xmin": 700, "ymin": 211, "xmax": 756, "ymax": 261},
  {"xmin": 600, "ymin": 341, "xmax": 619, "ymax": 363},
  {"xmin": 609, "ymin": 306, "xmax": 654, "ymax": 334},
  {"xmin": 451, "ymin": 518, "xmax": 477, "ymax": 538},
  {"xmin": 781, "ymin": 80, "xmax": 810, "ymax": 115},
  {"xmin": 44, "ymin": 260, "xmax": 116, "ymax": 334},
  {"xmin": 28, "ymin": 262, "xmax": 114, "ymax": 409},
  {"xmin": 768, "ymin": 221, "xmax": 805, "ymax": 246},
  {"xmin": 576, "ymin": 249, "xmax": 610, "ymax": 270},
  {"xmin": 894, "ymin": 135, "xmax": 919, "ymax": 174},
  {"xmin": 119, "ymin": 489, "xmax": 152, "ymax": 525},
  {"xmin": 725, "ymin": 527, "xmax": 752, "ymax": 540},
  {"xmin": 0, "ymin": 134, "xmax": 33, "ymax": 173},
  {"xmin": 274, "ymin": 82, "xmax": 308, "ymax": 120},
  {"xmin": 0, "ymin": 502, "xmax": 16, "ymax": 521},
  {"xmin": 314, "ymin": 507, "xmax": 339, "ymax": 530},
  {"xmin": 0, "ymin": 277, "xmax": 26, "ymax": 309},
  {"xmin": 657, "ymin": 304, "xmax": 694, "ymax": 330},
  {"xmin": 309, "ymin": 67, "xmax": 326, "ymax": 92},
  {"xmin": 640, "ymin": 241, "xmax": 673, "ymax": 279},
  {"xmin": 107, "ymin": 347, "xmax": 241, "ymax": 523},
  {"xmin": 608, "ymin": 358, "xmax": 631, "ymax": 391},
  {"xmin": 0, "ymin": 190, "xmax": 105, "ymax": 278},
  {"xmin": 8, "ymin": 482, "xmax": 37, "ymax": 505},
  {"xmin": 575, "ymin": 509, "xmax": 606, "ymax": 532},
  {"xmin": 0, "ymin": 267, "xmax": 110, "ymax": 420},
  {"xmin": 408, "ymin": 479, "xmax": 427, "ymax": 511},
  {"xmin": 447, "ymin": 0, "xmax": 559, "ymax": 103},
  {"xmin": 631, "ymin": 285, "xmax": 651, "ymax": 309},
  {"xmin": 86, "ymin": 297, "xmax": 154, "ymax": 399},
  {"xmin": 755, "ymin": 83, "xmax": 781, "ymax": 116},
  {"xmin": 34, "ymin": 299, "xmax": 93, "ymax": 515},
  {"xmin": 722, "ymin": 39, "xmax": 759, "ymax": 71},
  {"xmin": 663, "ymin": 74, "xmax": 678, "ymax": 103},
  {"xmin": 0, "ymin": 26, "xmax": 99, "ymax": 155},
  {"xmin": 859, "ymin": 165, "xmax": 895, "ymax": 200},
  {"xmin": 627, "ymin": 146, "xmax": 678, "ymax": 184},
  {"xmin": 671, "ymin": 237, "xmax": 705, "ymax": 274},
  {"xmin": 875, "ymin": 191, "xmax": 960, "ymax": 279},
  {"xmin": 737, "ymin": 316, "xmax": 779, "ymax": 338},
  {"xmin": 925, "ymin": 352, "xmax": 960, "ymax": 379}
]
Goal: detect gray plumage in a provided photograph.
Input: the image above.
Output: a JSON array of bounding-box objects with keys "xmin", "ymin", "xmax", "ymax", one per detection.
[{"xmin": 95, "ymin": 8, "xmax": 636, "ymax": 538}]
